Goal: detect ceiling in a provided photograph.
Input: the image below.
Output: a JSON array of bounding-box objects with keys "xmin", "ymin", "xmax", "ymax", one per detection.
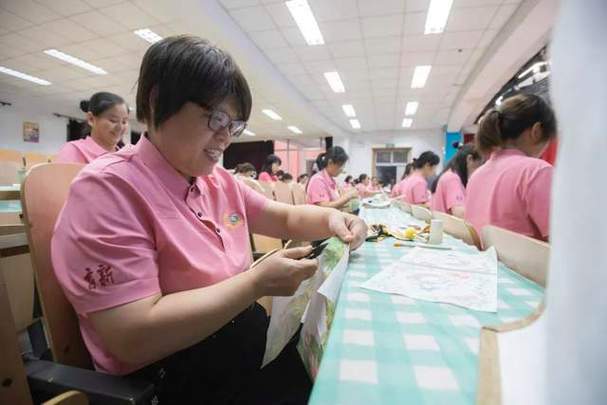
[{"xmin": 0, "ymin": 0, "xmax": 523, "ymax": 141}]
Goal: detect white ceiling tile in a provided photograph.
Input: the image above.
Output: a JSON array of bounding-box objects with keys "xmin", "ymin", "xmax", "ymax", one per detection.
[
  {"xmin": 364, "ymin": 36, "xmax": 401, "ymax": 55},
  {"xmin": 264, "ymin": 2, "xmax": 295, "ymax": 28},
  {"xmin": 0, "ymin": 10, "xmax": 33, "ymax": 31},
  {"xmin": 0, "ymin": 45, "xmax": 23, "ymax": 59},
  {"xmin": 405, "ymin": 0, "xmax": 430, "ymax": 12},
  {"xmin": 440, "ymin": 30, "xmax": 484, "ymax": 50},
  {"xmin": 303, "ymin": 60, "xmax": 336, "ymax": 74},
  {"xmin": 280, "ymin": 27, "xmax": 309, "ymax": 47},
  {"xmin": 323, "ymin": 19, "xmax": 362, "ymax": 42},
  {"xmin": 400, "ymin": 51, "xmax": 435, "ymax": 66},
  {"xmin": 220, "ymin": 0, "xmax": 261, "ymax": 8},
  {"xmin": 69, "ymin": 10, "xmax": 127, "ymax": 36},
  {"xmin": 435, "ymin": 48, "xmax": 471, "ymax": 65},
  {"xmin": 249, "ymin": 29, "xmax": 289, "ymax": 49},
  {"xmin": 308, "ymin": 0, "xmax": 358, "ymax": 22},
  {"xmin": 99, "ymin": 2, "xmax": 160, "ymax": 30},
  {"xmin": 82, "ymin": 0, "xmax": 123, "ymax": 6},
  {"xmin": 362, "ymin": 15, "xmax": 404, "ymax": 38},
  {"xmin": 38, "ymin": 19, "xmax": 97, "ymax": 43},
  {"xmin": 328, "ymin": 41, "xmax": 366, "ymax": 58},
  {"xmin": 490, "ymin": 4, "xmax": 519, "ymax": 29},
  {"xmin": 1, "ymin": 0, "xmax": 60, "ymax": 24},
  {"xmin": 402, "ymin": 34, "xmax": 441, "ymax": 52},
  {"xmin": 334, "ymin": 57, "xmax": 367, "ymax": 72},
  {"xmin": 453, "ymin": 0, "xmax": 502, "ymax": 7},
  {"xmin": 371, "ymin": 67, "xmax": 399, "ymax": 80},
  {"xmin": 359, "ymin": 0, "xmax": 406, "ymax": 17},
  {"xmin": 277, "ymin": 63, "xmax": 307, "ymax": 76},
  {"xmin": 403, "ymin": 12, "xmax": 426, "ymax": 35},
  {"xmin": 368, "ymin": 53, "xmax": 400, "ymax": 68},
  {"xmin": 107, "ymin": 32, "xmax": 150, "ymax": 52},
  {"xmin": 130, "ymin": 0, "xmax": 181, "ymax": 23},
  {"xmin": 446, "ymin": 6, "xmax": 498, "ymax": 32},
  {"xmin": 264, "ymin": 47, "xmax": 299, "ymax": 64},
  {"xmin": 40, "ymin": 0, "xmax": 93, "ymax": 16},
  {"xmin": 294, "ymin": 46, "xmax": 332, "ymax": 62},
  {"xmin": 477, "ymin": 29, "xmax": 498, "ymax": 48}
]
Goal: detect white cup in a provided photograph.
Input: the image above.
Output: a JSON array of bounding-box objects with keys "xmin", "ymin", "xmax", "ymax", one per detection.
[{"xmin": 428, "ymin": 219, "xmax": 444, "ymax": 245}]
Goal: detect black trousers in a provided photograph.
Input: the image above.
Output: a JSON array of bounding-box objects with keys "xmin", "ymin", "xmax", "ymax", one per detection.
[{"xmin": 129, "ymin": 303, "xmax": 311, "ymax": 405}]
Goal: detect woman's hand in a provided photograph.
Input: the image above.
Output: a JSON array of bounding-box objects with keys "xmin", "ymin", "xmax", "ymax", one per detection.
[
  {"xmin": 251, "ymin": 246, "xmax": 318, "ymax": 296},
  {"xmin": 327, "ymin": 211, "xmax": 367, "ymax": 250}
]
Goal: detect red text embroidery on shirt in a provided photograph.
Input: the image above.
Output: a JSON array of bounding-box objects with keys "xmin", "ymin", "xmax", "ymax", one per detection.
[{"xmin": 84, "ymin": 264, "xmax": 115, "ymax": 289}]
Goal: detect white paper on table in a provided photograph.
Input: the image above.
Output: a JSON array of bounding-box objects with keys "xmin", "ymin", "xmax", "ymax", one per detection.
[{"xmin": 360, "ymin": 247, "xmax": 498, "ymax": 312}]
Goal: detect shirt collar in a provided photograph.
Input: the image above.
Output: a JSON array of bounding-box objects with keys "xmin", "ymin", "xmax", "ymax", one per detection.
[
  {"xmin": 490, "ymin": 148, "xmax": 527, "ymax": 160},
  {"xmin": 84, "ymin": 135, "xmax": 112, "ymax": 154},
  {"xmin": 321, "ymin": 169, "xmax": 336, "ymax": 187}
]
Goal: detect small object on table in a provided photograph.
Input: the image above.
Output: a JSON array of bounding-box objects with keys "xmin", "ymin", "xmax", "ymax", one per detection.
[
  {"xmin": 428, "ymin": 219, "xmax": 444, "ymax": 245},
  {"xmin": 393, "ymin": 241, "xmax": 452, "ymax": 250}
]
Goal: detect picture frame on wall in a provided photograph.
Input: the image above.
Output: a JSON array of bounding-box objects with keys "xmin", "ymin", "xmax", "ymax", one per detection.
[{"xmin": 23, "ymin": 121, "xmax": 39, "ymax": 143}]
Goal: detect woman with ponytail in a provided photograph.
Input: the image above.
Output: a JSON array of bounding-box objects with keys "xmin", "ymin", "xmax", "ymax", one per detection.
[
  {"xmin": 306, "ymin": 146, "xmax": 358, "ymax": 208},
  {"xmin": 391, "ymin": 151, "xmax": 440, "ymax": 206},
  {"xmin": 56, "ymin": 91, "xmax": 129, "ymax": 163},
  {"xmin": 465, "ymin": 93, "xmax": 556, "ymax": 240},
  {"xmin": 430, "ymin": 143, "xmax": 483, "ymax": 217}
]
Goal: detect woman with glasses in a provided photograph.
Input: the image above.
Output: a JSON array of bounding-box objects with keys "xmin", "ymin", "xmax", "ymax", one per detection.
[{"xmin": 51, "ymin": 36, "xmax": 366, "ymax": 404}]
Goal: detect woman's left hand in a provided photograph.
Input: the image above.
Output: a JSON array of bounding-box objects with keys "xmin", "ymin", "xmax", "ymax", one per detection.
[{"xmin": 328, "ymin": 211, "xmax": 367, "ymax": 250}]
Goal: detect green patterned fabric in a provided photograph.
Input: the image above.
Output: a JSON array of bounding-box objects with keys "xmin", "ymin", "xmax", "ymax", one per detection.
[{"xmin": 309, "ymin": 206, "xmax": 544, "ymax": 405}]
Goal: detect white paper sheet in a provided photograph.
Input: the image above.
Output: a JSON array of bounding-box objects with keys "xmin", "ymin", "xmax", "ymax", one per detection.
[{"xmin": 360, "ymin": 247, "xmax": 498, "ymax": 312}]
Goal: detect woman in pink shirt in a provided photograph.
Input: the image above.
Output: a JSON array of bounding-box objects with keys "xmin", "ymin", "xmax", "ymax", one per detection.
[
  {"xmin": 307, "ymin": 147, "xmax": 358, "ymax": 209},
  {"xmin": 55, "ymin": 92, "xmax": 129, "ymax": 164},
  {"xmin": 465, "ymin": 94, "xmax": 556, "ymax": 240},
  {"xmin": 430, "ymin": 144, "xmax": 483, "ymax": 217},
  {"xmin": 392, "ymin": 151, "xmax": 440, "ymax": 206},
  {"xmin": 391, "ymin": 163, "xmax": 413, "ymax": 197},
  {"xmin": 258, "ymin": 154, "xmax": 281, "ymax": 182},
  {"xmin": 51, "ymin": 36, "xmax": 366, "ymax": 404}
]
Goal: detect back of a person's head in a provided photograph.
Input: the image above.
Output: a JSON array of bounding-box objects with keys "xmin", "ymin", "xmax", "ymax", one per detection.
[
  {"xmin": 476, "ymin": 93, "xmax": 557, "ymax": 155},
  {"xmin": 413, "ymin": 151, "xmax": 440, "ymax": 169},
  {"xmin": 430, "ymin": 143, "xmax": 481, "ymax": 192},
  {"xmin": 358, "ymin": 173, "xmax": 368, "ymax": 182},
  {"xmin": 281, "ymin": 172, "xmax": 293, "ymax": 182},
  {"xmin": 316, "ymin": 146, "xmax": 349, "ymax": 170},
  {"xmin": 235, "ymin": 162, "xmax": 255, "ymax": 174},
  {"xmin": 261, "ymin": 154, "xmax": 281, "ymax": 174}
]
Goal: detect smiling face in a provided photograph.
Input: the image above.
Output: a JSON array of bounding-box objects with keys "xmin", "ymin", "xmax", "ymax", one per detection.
[
  {"xmin": 148, "ymin": 100, "xmax": 238, "ymax": 178},
  {"xmin": 88, "ymin": 103, "xmax": 129, "ymax": 150}
]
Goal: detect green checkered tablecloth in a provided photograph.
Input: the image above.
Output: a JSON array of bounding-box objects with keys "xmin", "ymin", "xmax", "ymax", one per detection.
[{"xmin": 309, "ymin": 206, "xmax": 544, "ymax": 405}]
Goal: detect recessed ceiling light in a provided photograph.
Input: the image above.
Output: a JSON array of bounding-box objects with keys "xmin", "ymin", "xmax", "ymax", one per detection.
[
  {"xmin": 134, "ymin": 28, "xmax": 163, "ymax": 44},
  {"xmin": 411, "ymin": 65, "xmax": 432, "ymax": 88},
  {"xmin": 324, "ymin": 71, "xmax": 345, "ymax": 93},
  {"xmin": 402, "ymin": 118, "xmax": 413, "ymax": 128},
  {"xmin": 0, "ymin": 66, "xmax": 51, "ymax": 86},
  {"xmin": 424, "ymin": 0, "xmax": 454, "ymax": 34},
  {"xmin": 262, "ymin": 109, "xmax": 282, "ymax": 120},
  {"xmin": 349, "ymin": 119, "xmax": 361, "ymax": 129},
  {"xmin": 43, "ymin": 49, "xmax": 107, "ymax": 75},
  {"xmin": 342, "ymin": 104, "xmax": 356, "ymax": 117},
  {"xmin": 288, "ymin": 126, "xmax": 302, "ymax": 134},
  {"xmin": 285, "ymin": 0, "xmax": 324, "ymax": 46},
  {"xmin": 405, "ymin": 101, "xmax": 419, "ymax": 116},
  {"xmin": 243, "ymin": 129, "xmax": 256, "ymax": 136}
]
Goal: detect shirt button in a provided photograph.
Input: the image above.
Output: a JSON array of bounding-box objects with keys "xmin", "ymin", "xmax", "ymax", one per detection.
[
  {"xmin": 190, "ymin": 186, "xmax": 196, "ymax": 193},
  {"xmin": 216, "ymin": 228, "xmax": 221, "ymax": 234},
  {"xmin": 197, "ymin": 212, "xmax": 202, "ymax": 217}
]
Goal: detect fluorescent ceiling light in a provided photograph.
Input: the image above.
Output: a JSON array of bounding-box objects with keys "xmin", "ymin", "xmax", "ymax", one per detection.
[
  {"xmin": 402, "ymin": 118, "xmax": 413, "ymax": 128},
  {"xmin": 285, "ymin": 0, "xmax": 324, "ymax": 45},
  {"xmin": 324, "ymin": 71, "xmax": 345, "ymax": 93},
  {"xmin": 424, "ymin": 0, "xmax": 454, "ymax": 34},
  {"xmin": 349, "ymin": 119, "xmax": 361, "ymax": 129},
  {"xmin": 411, "ymin": 65, "xmax": 432, "ymax": 88},
  {"xmin": 134, "ymin": 28, "xmax": 163, "ymax": 44},
  {"xmin": 518, "ymin": 61, "xmax": 549, "ymax": 79},
  {"xmin": 43, "ymin": 49, "xmax": 107, "ymax": 75},
  {"xmin": 0, "ymin": 66, "xmax": 51, "ymax": 85},
  {"xmin": 405, "ymin": 101, "xmax": 419, "ymax": 116},
  {"xmin": 243, "ymin": 129, "xmax": 256, "ymax": 136},
  {"xmin": 342, "ymin": 104, "xmax": 356, "ymax": 117},
  {"xmin": 288, "ymin": 126, "xmax": 302, "ymax": 134},
  {"xmin": 262, "ymin": 109, "xmax": 282, "ymax": 120}
]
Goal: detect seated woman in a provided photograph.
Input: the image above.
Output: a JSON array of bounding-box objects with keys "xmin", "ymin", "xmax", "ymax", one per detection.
[
  {"xmin": 306, "ymin": 146, "xmax": 358, "ymax": 209},
  {"xmin": 56, "ymin": 92, "xmax": 129, "ymax": 164},
  {"xmin": 430, "ymin": 144, "xmax": 483, "ymax": 218},
  {"xmin": 391, "ymin": 151, "xmax": 440, "ymax": 206},
  {"xmin": 390, "ymin": 163, "xmax": 414, "ymax": 197},
  {"xmin": 355, "ymin": 174, "xmax": 374, "ymax": 198},
  {"xmin": 234, "ymin": 162, "xmax": 257, "ymax": 179},
  {"xmin": 258, "ymin": 154, "xmax": 282, "ymax": 182},
  {"xmin": 51, "ymin": 36, "xmax": 366, "ymax": 404},
  {"xmin": 368, "ymin": 176, "xmax": 382, "ymax": 193},
  {"xmin": 465, "ymin": 94, "xmax": 556, "ymax": 241}
]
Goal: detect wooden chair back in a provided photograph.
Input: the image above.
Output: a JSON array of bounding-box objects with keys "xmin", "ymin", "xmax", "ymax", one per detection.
[
  {"xmin": 21, "ymin": 163, "xmax": 91, "ymax": 368},
  {"xmin": 23, "ymin": 152, "xmax": 50, "ymax": 169},
  {"xmin": 258, "ymin": 181, "xmax": 275, "ymax": 200},
  {"xmin": 432, "ymin": 211, "xmax": 482, "ymax": 249},
  {"xmin": 291, "ymin": 183, "xmax": 306, "ymax": 205},
  {"xmin": 411, "ymin": 205, "xmax": 433, "ymax": 222},
  {"xmin": 273, "ymin": 181, "xmax": 294, "ymax": 204}
]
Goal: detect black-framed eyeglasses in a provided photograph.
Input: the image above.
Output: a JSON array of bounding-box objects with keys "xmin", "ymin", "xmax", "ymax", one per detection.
[{"xmin": 205, "ymin": 110, "xmax": 247, "ymax": 138}]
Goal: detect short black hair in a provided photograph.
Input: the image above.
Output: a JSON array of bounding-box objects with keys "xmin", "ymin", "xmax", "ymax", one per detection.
[{"xmin": 136, "ymin": 35, "xmax": 252, "ymax": 128}]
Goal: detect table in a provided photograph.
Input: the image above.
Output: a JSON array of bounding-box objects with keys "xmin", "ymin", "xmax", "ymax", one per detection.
[{"xmin": 309, "ymin": 206, "xmax": 543, "ymax": 405}]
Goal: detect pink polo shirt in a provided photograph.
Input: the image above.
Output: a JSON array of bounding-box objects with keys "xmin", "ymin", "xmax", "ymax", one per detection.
[
  {"xmin": 431, "ymin": 169, "xmax": 465, "ymax": 214},
  {"xmin": 392, "ymin": 172, "xmax": 429, "ymax": 204},
  {"xmin": 55, "ymin": 136, "xmax": 112, "ymax": 164},
  {"xmin": 465, "ymin": 148, "xmax": 552, "ymax": 240},
  {"xmin": 306, "ymin": 169, "xmax": 339, "ymax": 204},
  {"xmin": 258, "ymin": 172, "xmax": 277, "ymax": 182},
  {"xmin": 51, "ymin": 135, "xmax": 268, "ymax": 375},
  {"xmin": 355, "ymin": 183, "xmax": 369, "ymax": 197}
]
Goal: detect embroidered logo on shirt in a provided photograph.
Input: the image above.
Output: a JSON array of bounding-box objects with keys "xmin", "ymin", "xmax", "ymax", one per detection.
[
  {"xmin": 84, "ymin": 264, "xmax": 115, "ymax": 289},
  {"xmin": 224, "ymin": 212, "xmax": 243, "ymax": 229}
]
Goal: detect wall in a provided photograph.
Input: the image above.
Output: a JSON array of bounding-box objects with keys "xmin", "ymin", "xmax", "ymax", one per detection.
[
  {"xmin": 334, "ymin": 129, "xmax": 445, "ymax": 178},
  {"xmin": 0, "ymin": 105, "xmax": 68, "ymax": 155}
]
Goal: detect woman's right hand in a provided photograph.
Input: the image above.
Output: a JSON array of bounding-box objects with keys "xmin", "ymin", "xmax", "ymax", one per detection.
[
  {"xmin": 345, "ymin": 188, "xmax": 359, "ymax": 201},
  {"xmin": 251, "ymin": 246, "xmax": 318, "ymax": 297}
]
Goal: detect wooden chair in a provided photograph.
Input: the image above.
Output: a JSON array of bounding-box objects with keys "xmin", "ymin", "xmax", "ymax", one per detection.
[
  {"xmin": 411, "ymin": 205, "xmax": 433, "ymax": 222},
  {"xmin": 23, "ymin": 152, "xmax": 50, "ymax": 170},
  {"xmin": 432, "ymin": 211, "xmax": 482, "ymax": 250},
  {"xmin": 251, "ymin": 234, "xmax": 283, "ymax": 255},
  {"xmin": 481, "ymin": 225, "xmax": 549, "ymax": 287},
  {"xmin": 258, "ymin": 181, "xmax": 275, "ymax": 200},
  {"xmin": 239, "ymin": 176, "xmax": 265, "ymax": 195},
  {"xmin": 291, "ymin": 183, "xmax": 306, "ymax": 205},
  {"xmin": 274, "ymin": 181, "xmax": 294, "ymax": 204}
]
